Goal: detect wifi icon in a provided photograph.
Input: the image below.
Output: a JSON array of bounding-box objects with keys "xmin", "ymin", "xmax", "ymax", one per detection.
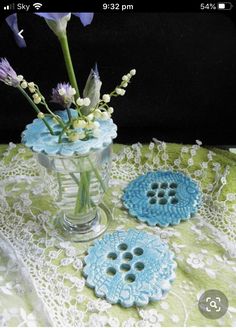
[{"xmin": 33, "ymin": 2, "xmax": 43, "ymax": 10}]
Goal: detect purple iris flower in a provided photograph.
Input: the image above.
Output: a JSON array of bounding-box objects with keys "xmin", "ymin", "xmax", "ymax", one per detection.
[
  {"xmin": 51, "ymin": 82, "xmax": 76, "ymax": 109},
  {"xmin": 73, "ymin": 13, "xmax": 94, "ymax": 27},
  {"xmin": 5, "ymin": 12, "xmax": 94, "ymax": 47},
  {"xmin": 36, "ymin": 13, "xmax": 94, "ymax": 27},
  {"xmin": 0, "ymin": 58, "xmax": 20, "ymax": 87},
  {"xmin": 5, "ymin": 14, "xmax": 26, "ymax": 48}
]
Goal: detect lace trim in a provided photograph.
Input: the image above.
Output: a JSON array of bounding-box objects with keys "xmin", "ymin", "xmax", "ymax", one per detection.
[{"xmin": 0, "ymin": 232, "xmax": 51, "ymax": 326}]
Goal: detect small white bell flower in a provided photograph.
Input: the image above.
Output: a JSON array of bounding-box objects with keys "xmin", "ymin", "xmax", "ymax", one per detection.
[
  {"xmin": 122, "ymin": 75, "xmax": 129, "ymax": 82},
  {"xmin": 101, "ymin": 112, "xmax": 110, "ymax": 120},
  {"xmin": 130, "ymin": 69, "xmax": 136, "ymax": 76},
  {"xmin": 73, "ymin": 119, "xmax": 87, "ymax": 129},
  {"xmin": 108, "ymin": 107, "xmax": 114, "ymax": 114},
  {"xmin": 21, "ymin": 81, "xmax": 28, "ymax": 89},
  {"xmin": 94, "ymin": 109, "xmax": 102, "ymax": 119},
  {"xmin": 83, "ymin": 97, "xmax": 91, "ymax": 106},
  {"xmin": 102, "ymin": 94, "xmax": 111, "ymax": 103},
  {"xmin": 76, "ymin": 97, "xmax": 84, "ymax": 106},
  {"xmin": 115, "ymin": 88, "xmax": 122, "ymax": 95},
  {"xmin": 87, "ymin": 113, "xmax": 94, "ymax": 121},
  {"xmin": 68, "ymin": 132, "xmax": 80, "ymax": 142},
  {"xmin": 33, "ymin": 93, "xmax": 41, "ymax": 104},
  {"xmin": 17, "ymin": 75, "xmax": 24, "ymax": 82},
  {"xmin": 37, "ymin": 112, "xmax": 45, "ymax": 119}
]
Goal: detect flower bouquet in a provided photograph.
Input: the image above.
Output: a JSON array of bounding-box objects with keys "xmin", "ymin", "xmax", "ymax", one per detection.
[{"xmin": 1, "ymin": 13, "xmax": 136, "ymax": 241}]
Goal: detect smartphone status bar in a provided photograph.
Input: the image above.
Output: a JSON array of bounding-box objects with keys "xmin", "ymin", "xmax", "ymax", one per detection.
[{"xmin": 0, "ymin": 1, "xmax": 234, "ymax": 13}]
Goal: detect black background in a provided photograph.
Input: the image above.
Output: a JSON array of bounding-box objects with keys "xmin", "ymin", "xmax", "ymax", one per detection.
[{"xmin": 0, "ymin": 12, "xmax": 236, "ymax": 144}]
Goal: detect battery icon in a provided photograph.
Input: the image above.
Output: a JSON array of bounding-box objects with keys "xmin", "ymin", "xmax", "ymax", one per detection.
[{"xmin": 217, "ymin": 2, "xmax": 233, "ymax": 9}]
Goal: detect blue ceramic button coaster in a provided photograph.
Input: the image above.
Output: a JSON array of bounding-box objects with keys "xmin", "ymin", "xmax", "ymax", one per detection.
[
  {"xmin": 83, "ymin": 229, "xmax": 176, "ymax": 308},
  {"xmin": 122, "ymin": 171, "xmax": 201, "ymax": 227}
]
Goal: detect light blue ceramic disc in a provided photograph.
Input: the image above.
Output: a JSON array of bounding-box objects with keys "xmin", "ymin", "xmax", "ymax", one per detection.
[
  {"xmin": 21, "ymin": 109, "xmax": 117, "ymax": 156},
  {"xmin": 83, "ymin": 229, "xmax": 176, "ymax": 308},
  {"xmin": 122, "ymin": 171, "xmax": 201, "ymax": 227}
]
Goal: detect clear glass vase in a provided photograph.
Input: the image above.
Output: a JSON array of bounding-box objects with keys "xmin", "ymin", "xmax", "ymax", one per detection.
[{"xmin": 35, "ymin": 144, "xmax": 112, "ymax": 242}]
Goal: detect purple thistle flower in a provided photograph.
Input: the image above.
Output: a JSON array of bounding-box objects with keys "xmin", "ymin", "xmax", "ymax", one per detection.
[
  {"xmin": 0, "ymin": 58, "xmax": 20, "ymax": 87},
  {"xmin": 5, "ymin": 14, "xmax": 26, "ymax": 48},
  {"xmin": 51, "ymin": 82, "xmax": 76, "ymax": 108}
]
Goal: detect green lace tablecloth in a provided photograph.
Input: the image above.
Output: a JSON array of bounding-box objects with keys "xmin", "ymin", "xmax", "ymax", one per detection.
[{"xmin": 0, "ymin": 141, "xmax": 236, "ymax": 327}]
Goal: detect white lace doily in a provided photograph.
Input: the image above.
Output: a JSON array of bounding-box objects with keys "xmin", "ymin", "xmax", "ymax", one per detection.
[{"xmin": 0, "ymin": 141, "xmax": 236, "ymax": 327}]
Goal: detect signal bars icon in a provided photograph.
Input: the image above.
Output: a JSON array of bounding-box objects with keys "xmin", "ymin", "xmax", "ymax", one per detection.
[{"xmin": 4, "ymin": 3, "xmax": 15, "ymax": 10}]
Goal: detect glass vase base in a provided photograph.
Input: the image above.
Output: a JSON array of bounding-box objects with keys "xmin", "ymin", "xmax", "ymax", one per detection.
[{"xmin": 54, "ymin": 203, "xmax": 112, "ymax": 242}]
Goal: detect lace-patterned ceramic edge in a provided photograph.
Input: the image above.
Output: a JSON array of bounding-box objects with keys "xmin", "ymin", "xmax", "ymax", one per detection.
[
  {"xmin": 83, "ymin": 229, "xmax": 177, "ymax": 308},
  {"xmin": 122, "ymin": 170, "xmax": 202, "ymax": 227},
  {"xmin": 21, "ymin": 109, "xmax": 117, "ymax": 156}
]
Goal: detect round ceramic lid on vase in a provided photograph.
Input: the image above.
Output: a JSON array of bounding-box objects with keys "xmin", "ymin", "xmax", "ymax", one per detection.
[{"xmin": 22, "ymin": 109, "xmax": 117, "ymax": 156}]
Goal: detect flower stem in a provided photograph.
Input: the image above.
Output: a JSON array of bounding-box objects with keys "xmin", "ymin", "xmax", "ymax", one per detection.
[
  {"xmin": 74, "ymin": 171, "xmax": 91, "ymax": 215},
  {"xmin": 32, "ymin": 85, "xmax": 66, "ymax": 129},
  {"xmin": 58, "ymin": 33, "xmax": 80, "ymax": 97},
  {"xmin": 88, "ymin": 157, "xmax": 106, "ymax": 192},
  {"xmin": 66, "ymin": 108, "xmax": 72, "ymax": 122},
  {"xmin": 17, "ymin": 86, "xmax": 54, "ymax": 135}
]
